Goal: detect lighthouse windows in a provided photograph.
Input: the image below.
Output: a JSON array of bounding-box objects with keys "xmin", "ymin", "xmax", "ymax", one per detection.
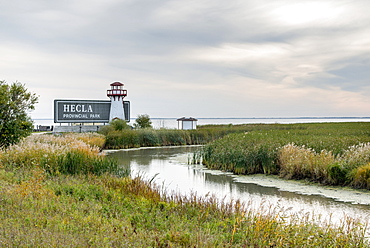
[{"xmin": 112, "ymin": 85, "xmax": 122, "ymax": 90}]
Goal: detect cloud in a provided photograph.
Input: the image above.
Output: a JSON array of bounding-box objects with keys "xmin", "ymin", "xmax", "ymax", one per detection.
[{"xmin": 1, "ymin": 0, "xmax": 370, "ymax": 118}]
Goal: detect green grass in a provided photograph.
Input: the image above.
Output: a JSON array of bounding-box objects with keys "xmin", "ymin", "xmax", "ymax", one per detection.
[
  {"xmin": 201, "ymin": 122, "xmax": 370, "ymax": 188},
  {"xmin": 0, "ymin": 171, "xmax": 368, "ymax": 247},
  {"xmin": 0, "ymin": 132, "xmax": 369, "ymax": 247},
  {"xmin": 101, "ymin": 123, "xmax": 289, "ymax": 149}
]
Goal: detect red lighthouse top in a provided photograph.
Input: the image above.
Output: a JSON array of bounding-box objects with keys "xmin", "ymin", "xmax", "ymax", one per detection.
[{"xmin": 107, "ymin": 82, "xmax": 127, "ymax": 97}]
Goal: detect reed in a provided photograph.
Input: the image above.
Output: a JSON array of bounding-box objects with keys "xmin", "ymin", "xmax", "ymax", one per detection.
[
  {"xmin": 279, "ymin": 143, "xmax": 335, "ymax": 181},
  {"xmin": 0, "ymin": 131, "xmax": 368, "ymax": 246},
  {"xmin": 201, "ymin": 122, "xmax": 370, "ymax": 189},
  {"xmin": 0, "ymin": 171, "xmax": 367, "ymax": 247},
  {"xmin": 101, "ymin": 123, "xmax": 286, "ymax": 149},
  {"xmin": 0, "ymin": 124, "xmax": 369, "ymax": 246},
  {"xmin": 0, "ymin": 133, "xmax": 122, "ymax": 177},
  {"xmin": 351, "ymin": 163, "xmax": 370, "ymax": 189}
]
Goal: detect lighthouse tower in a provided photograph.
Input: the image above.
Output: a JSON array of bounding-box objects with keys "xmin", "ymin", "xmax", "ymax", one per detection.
[{"xmin": 107, "ymin": 82, "xmax": 127, "ymax": 121}]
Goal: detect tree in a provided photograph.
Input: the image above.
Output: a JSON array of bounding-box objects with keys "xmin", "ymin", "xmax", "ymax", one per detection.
[
  {"xmin": 0, "ymin": 81, "xmax": 38, "ymax": 148},
  {"xmin": 110, "ymin": 118, "xmax": 131, "ymax": 131},
  {"xmin": 134, "ymin": 114, "xmax": 152, "ymax": 129}
]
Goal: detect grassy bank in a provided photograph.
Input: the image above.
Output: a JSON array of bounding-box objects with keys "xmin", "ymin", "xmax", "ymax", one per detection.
[
  {"xmin": 100, "ymin": 123, "xmax": 291, "ymax": 149},
  {"xmin": 0, "ymin": 133, "xmax": 368, "ymax": 247},
  {"xmin": 202, "ymin": 122, "xmax": 370, "ymax": 189}
]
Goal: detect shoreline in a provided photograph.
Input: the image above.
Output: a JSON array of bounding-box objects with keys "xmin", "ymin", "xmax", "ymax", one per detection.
[
  {"xmin": 108, "ymin": 145, "xmax": 370, "ymax": 206},
  {"xmin": 227, "ymin": 173, "xmax": 370, "ymax": 205}
]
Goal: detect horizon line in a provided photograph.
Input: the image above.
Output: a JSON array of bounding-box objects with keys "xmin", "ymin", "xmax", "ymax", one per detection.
[{"xmin": 33, "ymin": 116, "xmax": 370, "ymax": 120}]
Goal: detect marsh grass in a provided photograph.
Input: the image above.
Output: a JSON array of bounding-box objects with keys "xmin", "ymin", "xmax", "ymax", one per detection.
[
  {"xmin": 0, "ymin": 129, "xmax": 369, "ymax": 246},
  {"xmin": 1, "ymin": 171, "xmax": 367, "ymax": 247},
  {"xmin": 202, "ymin": 122, "xmax": 370, "ymax": 189},
  {"xmin": 0, "ymin": 133, "xmax": 122, "ymax": 177},
  {"xmin": 102, "ymin": 123, "xmax": 281, "ymax": 149}
]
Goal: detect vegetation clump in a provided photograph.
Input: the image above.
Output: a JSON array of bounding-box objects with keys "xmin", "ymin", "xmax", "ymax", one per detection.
[
  {"xmin": 202, "ymin": 122, "xmax": 370, "ymax": 189},
  {"xmin": 0, "ymin": 80, "xmax": 38, "ymax": 148},
  {"xmin": 100, "ymin": 123, "xmax": 268, "ymax": 149},
  {"xmin": 0, "ymin": 133, "xmax": 121, "ymax": 177},
  {"xmin": 134, "ymin": 114, "xmax": 153, "ymax": 129}
]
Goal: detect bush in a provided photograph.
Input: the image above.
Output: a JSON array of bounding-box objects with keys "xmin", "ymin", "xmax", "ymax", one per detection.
[
  {"xmin": 137, "ymin": 129, "xmax": 160, "ymax": 147},
  {"xmin": 327, "ymin": 163, "xmax": 348, "ymax": 185},
  {"xmin": 110, "ymin": 119, "xmax": 131, "ymax": 131},
  {"xmin": 134, "ymin": 114, "xmax": 152, "ymax": 129},
  {"xmin": 340, "ymin": 143, "xmax": 370, "ymax": 171},
  {"xmin": 351, "ymin": 163, "xmax": 370, "ymax": 189}
]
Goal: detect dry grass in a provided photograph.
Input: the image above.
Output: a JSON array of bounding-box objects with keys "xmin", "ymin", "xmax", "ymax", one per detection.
[
  {"xmin": 0, "ymin": 131, "xmax": 368, "ymax": 247},
  {"xmin": 202, "ymin": 123, "xmax": 370, "ymax": 188},
  {"xmin": 2, "ymin": 171, "xmax": 367, "ymax": 247},
  {"xmin": 0, "ymin": 133, "xmax": 120, "ymax": 177},
  {"xmin": 279, "ymin": 143, "xmax": 335, "ymax": 181}
]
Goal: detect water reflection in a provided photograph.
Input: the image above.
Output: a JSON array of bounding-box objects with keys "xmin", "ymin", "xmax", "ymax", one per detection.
[{"xmin": 108, "ymin": 146, "xmax": 370, "ymax": 230}]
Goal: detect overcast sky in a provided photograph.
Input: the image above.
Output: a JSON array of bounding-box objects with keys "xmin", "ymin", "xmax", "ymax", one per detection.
[{"xmin": 1, "ymin": 0, "xmax": 370, "ymax": 119}]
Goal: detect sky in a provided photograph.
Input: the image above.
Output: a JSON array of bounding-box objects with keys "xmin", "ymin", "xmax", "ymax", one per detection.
[{"xmin": 1, "ymin": 0, "xmax": 370, "ymax": 119}]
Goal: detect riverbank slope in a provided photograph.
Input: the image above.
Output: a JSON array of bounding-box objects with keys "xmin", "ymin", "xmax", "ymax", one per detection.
[{"xmin": 0, "ymin": 133, "xmax": 368, "ymax": 247}]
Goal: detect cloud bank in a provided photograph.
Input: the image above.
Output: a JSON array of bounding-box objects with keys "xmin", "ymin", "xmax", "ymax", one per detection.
[{"xmin": 1, "ymin": 0, "xmax": 369, "ymax": 118}]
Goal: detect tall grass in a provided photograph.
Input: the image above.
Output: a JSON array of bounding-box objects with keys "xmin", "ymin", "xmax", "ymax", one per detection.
[
  {"xmin": 202, "ymin": 122, "xmax": 370, "ymax": 189},
  {"xmin": 101, "ymin": 123, "xmax": 290, "ymax": 149},
  {"xmin": 0, "ymin": 171, "xmax": 368, "ymax": 247},
  {"xmin": 0, "ymin": 133, "xmax": 122, "ymax": 177},
  {"xmin": 279, "ymin": 143, "xmax": 335, "ymax": 181},
  {"xmin": 104, "ymin": 129, "xmax": 198, "ymax": 149},
  {"xmin": 0, "ymin": 131, "xmax": 368, "ymax": 246}
]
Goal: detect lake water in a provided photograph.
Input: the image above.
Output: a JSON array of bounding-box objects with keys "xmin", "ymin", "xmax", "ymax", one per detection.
[
  {"xmin": 107, "ymin": 146, "xmax": 370, "ymax": 235},
  {"xmin": 34, "ymin": 117, "xmax": 370, "ymax": 129}
]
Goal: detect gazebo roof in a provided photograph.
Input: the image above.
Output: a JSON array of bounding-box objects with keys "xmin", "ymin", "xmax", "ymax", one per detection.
[{"xmin": 177, "ymin": 117, "xmax": 198, "ymax": 121}]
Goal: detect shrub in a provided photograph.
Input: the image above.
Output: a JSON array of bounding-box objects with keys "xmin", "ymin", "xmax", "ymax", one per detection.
[
  {"xmin": 340, "ymin": 143, "xmax": 370, "ymax": 171},
  {"xmin": 327, "ymin": 163, "xmax": 348, "ymax": 185},
  {"xmin": 110, "ymin": 118, "xmax": 131, "ymax": 131},
  {"xmin": 98, "ymin": 125, "xmax": 115, "ymax": 136},
  {"xmin": 134, "ymin": 114, "xmax": 152, "ymax": 129},
  {"xmin": 137, "ymin": 129, "xmax": 160, "ymax": 147},
  {"xmin": 351, "ymin": 163, "xmax": 370, "ymax": 189}
]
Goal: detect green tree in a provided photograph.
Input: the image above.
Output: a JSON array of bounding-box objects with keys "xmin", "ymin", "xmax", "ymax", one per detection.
[
  {"xmin": 110, "ymin": 118, "xmax": 131, "ymax": 131},
  {"xmin": 134, "ymin": 114, "xmax": 152, "ymax": 129},
  {"xmin": 0, "ymin": 81, "xmax": 38, "ymax": 148}
]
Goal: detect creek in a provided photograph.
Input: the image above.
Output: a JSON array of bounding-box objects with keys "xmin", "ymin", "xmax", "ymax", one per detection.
[{"xmin": 107, "ymin": 146, "xmax": 370, "ymax": 234}]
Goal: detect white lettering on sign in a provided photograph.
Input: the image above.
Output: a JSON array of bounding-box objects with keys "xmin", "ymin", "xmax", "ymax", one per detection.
[
  {"xmin": 63, "ymin": 114, "xmax": 89, "ymax": 118},
  {"xmin": 63, "ymin": 104, "xmax": 93, "ymax": 113},
  {"xmin": 64, "ymin": 105, "xmax": 69, "ymax": 112}
]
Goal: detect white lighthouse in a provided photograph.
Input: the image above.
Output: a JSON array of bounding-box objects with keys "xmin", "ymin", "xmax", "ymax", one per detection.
[{"xmin": 107, "ymin": 82, "xmax": 127, "ymax": 121}]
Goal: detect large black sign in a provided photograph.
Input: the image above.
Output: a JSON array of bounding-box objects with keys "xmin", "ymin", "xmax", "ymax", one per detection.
[
  {"xmin": 54, "ymin": 100, "xmax": 111, "ymax": 123},
  {"xmin": 54, "ymin": 99, "xmax": 130, "ymax": 123}
]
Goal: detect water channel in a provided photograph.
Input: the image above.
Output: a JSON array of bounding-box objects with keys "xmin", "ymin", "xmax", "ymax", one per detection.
[{"xmin": 107, "ymin": 146, "xmax": 370, "ymax": 235}]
